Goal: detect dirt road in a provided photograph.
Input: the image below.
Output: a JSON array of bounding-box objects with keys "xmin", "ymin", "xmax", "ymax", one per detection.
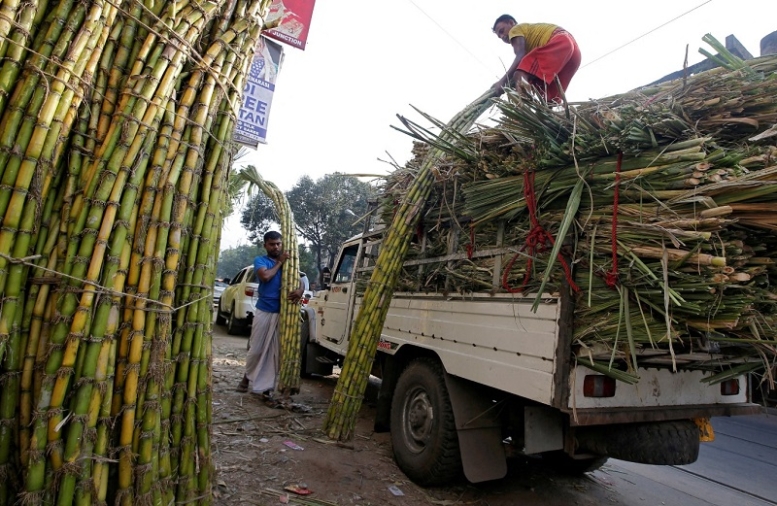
[{"xmin": 210, "ymin": 325, "xmax": 621, "ymax": 506}]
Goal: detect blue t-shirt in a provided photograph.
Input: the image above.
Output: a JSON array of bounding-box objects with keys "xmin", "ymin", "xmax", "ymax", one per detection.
[{"xmin": 254, "ymin": 255, "xmax": 282, "ymax": 313}]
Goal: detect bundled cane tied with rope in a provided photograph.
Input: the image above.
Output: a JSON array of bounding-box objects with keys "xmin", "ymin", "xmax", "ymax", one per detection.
[{"xmin": 373, "ymin": 39, "xmax": 777, "ymax": 391}]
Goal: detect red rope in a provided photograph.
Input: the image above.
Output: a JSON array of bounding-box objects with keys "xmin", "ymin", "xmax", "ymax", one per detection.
[
  {"xmin": 502, "ymin": 169, "xmax": 580, "ymax": 293},
  {"xmin": 605, "ymin": 152, "xmax": 622, "ymax": 289},
  {"xmin": 466, "ymin": 224, "xmax": 475, "ymax": 259}
]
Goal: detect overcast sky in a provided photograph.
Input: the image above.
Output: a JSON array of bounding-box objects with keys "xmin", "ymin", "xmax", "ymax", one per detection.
[{"xmin": 223, "ymin": 0, "xmax": 776, "ymax": 250}]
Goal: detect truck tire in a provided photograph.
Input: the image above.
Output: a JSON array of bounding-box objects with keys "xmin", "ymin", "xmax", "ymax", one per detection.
[
  {"xmin": 390, "ymin": 358, "xmax": 462, "ymax": 486},
  {"xmin": 577, "ymin": 420, "xmax": 699, "ymax": 465},
  {"xmin": 226, "ymin": 303, "xmax": 243, "ymax": 336}
]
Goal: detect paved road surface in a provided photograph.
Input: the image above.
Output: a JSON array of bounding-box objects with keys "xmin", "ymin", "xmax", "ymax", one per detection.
[{"xmin": 590, "ymin": 412, "xmax": 777, "ymax": 505}]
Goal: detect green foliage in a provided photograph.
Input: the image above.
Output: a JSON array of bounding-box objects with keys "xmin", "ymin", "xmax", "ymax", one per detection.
[
  {"xmin": 217, "ymin": 244, "xmax": 264, "ymax": 280},
  {"xmin": 241, "ymin": 171, "xmax": 374, "ymax": 276},
  {"xmin": 298, "ymin": 243, "xmax": 317, "ymax": 284}
]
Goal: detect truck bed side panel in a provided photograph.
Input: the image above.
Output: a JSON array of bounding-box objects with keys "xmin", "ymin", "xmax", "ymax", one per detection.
[{"xmin": 382, "ymin": 294, "xmax": 562, "ymax": 405}]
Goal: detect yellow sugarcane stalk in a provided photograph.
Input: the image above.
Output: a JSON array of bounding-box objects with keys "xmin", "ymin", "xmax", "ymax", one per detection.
[
  {"xmin": 0, "ymin": 0, "xmax": 274, "ymax": 502},
  {"xmin": 246, "ymin": 174, "xmax": 301, "ymax": 395},
  {"xmin": 324, "ymin": 91, "xmax": 493, "ymax": 441}
]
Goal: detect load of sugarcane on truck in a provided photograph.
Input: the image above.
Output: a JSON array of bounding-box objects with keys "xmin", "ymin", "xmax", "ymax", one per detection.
[{"xmin": 304, "ymin": 38, "xmax": 777, "ymax": 486}]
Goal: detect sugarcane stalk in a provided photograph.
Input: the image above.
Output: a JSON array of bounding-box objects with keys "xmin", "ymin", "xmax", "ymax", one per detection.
[
  {"xmin": 0, "ymin": 0, "xmax": 41, "ymax": 120},
  {"xmin": 58, "ymin": 91, "xmax": 162, "ymax": 506},
  {"xmin": 242, "ymin": 173, "xmax": 301, "ymax": 395},
  {"xmin": 324, "ymin": 91, "xmax": 494, "ymax": 441}
]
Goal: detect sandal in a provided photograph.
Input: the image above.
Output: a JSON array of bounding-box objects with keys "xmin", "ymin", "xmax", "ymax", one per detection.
[{"xmin": 236, "ymin": 379, "xmax": 248, "ymax": 393}]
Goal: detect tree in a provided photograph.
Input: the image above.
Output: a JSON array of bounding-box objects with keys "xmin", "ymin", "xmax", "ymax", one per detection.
[
  {"xmin": 217, "ymin": 244, "xmax": 264, "ymax": 280},
  {"xmin": 218, "ymin": 243, "xmax": 313, "ymax": 284},
  {"xmin": 241, "ymin": 171, "xmax": 373, "ymax": 279},
  {"xmin": 298, "ymin": 243, "xmax": 317, "ymax": 282}
]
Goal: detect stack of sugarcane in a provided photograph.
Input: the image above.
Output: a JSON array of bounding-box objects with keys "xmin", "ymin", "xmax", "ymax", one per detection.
[
  {"xmin": 239, "ymin": 169, "xmax": 301, "ymax": 396},
  {"xmin": 372, "ymin": 39, "xmax": 777, "ymax": 386},
  {"xmin": 0, "ymin": 0, "xmax": 273, "ymax": 504}
]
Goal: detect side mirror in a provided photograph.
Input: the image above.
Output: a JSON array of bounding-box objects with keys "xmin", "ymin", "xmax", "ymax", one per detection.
[
  {"xmin": 223, "ymin": 278, "xmax": 230, "ymax": 284},
  {"xmin": 321, "ymin": 267, "xmax": 331, "ymax": 290}
]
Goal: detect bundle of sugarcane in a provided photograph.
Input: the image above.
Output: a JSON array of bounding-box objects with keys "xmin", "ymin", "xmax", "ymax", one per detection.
[
  {"xmin": 0, "ymin": 0, "xmax": 273, "ymax": 504},
  {"xmin": 323, "ymin": 91, "xmax": 495, "ymax": 442},
  {"xmin": 373, "ymin": 42, "xmax": 777, "ymax": 385},
  {"xmin": 238, "ymin": 169, "xmax": 301, "ymax": 396}
]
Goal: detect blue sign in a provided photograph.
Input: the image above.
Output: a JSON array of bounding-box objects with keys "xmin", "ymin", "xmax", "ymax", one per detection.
[{"xmin": 235, "ymin": 36, "xmax": 284, "ymax": 147}]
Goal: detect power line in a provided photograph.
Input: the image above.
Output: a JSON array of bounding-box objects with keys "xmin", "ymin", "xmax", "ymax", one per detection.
[
  {"xmin": 581, "ymin": 0, "xmax": 714, "ymax": 69},
  {"xmin": 406, "ymin": 0, "xmax": 496, "ymax": 75}
]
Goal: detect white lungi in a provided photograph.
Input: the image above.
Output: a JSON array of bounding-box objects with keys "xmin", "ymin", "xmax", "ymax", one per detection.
[{"xmin": 245, "ymin": 309, "xmax": 280, "ymax": 394}]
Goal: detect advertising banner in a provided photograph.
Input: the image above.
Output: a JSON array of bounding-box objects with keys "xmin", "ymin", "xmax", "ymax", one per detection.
[
  {"xmin": 234, "ymin": 36, "xmax": 284, "ymax": 147},
  {"xmin": 264, "ymin": 0, "xmax": 317, "ymax": 50}
]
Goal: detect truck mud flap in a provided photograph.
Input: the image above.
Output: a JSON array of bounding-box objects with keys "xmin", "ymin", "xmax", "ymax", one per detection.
[{"xmin": 443, "ymin": 373, "xmax": 507, "ymax": 483}]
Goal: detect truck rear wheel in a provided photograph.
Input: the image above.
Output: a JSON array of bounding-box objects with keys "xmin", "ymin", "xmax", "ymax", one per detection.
[
  {"xmin": 390, "ymin": 358, "xmax": 461, "ymax": 486},
  {"xmin": 576, "ymin": 420, "xmax": 699, "ymax": 465}
]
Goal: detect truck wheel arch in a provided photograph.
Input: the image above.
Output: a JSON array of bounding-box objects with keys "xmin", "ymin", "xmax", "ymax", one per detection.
[
  {"xmin": 382, "ymin": 349, "xmax": 508, "ymax": 485},
  {"xmin": 374, "ymin": 345, "xmax": 437, "ymax": 432}
]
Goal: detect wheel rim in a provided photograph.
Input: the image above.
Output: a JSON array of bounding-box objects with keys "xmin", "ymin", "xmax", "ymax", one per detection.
[
  {"xmin": 229, "ymin": 305, "xmax": 235, "ymax": 329},
  {"xmin": 401, "ymin": 386, "xmax": 434, "ymax": 454}
]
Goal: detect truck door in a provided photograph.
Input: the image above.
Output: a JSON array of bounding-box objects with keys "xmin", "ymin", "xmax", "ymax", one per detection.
[{"xmin": 320, "ymin": 244, "xmax": 359, "ymax": 345}]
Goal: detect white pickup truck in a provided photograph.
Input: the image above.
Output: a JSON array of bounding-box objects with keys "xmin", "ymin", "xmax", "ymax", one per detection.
[{"xmin": 301, "ymin": 229, "xmax": 762, "ymax": 486}]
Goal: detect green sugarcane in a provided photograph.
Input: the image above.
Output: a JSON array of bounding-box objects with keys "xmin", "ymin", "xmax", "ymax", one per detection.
[
  {"xmin": 85, "ymin": 209, "xmax": 132, "ymax": 506},
  {"xmin": 0, "ymin": 0, "xmax": 77, "ymax": 182},
  {"xmin": 0, "ymin": 0, "xmax": 85, "ymax": 296},
  {"xmin": 56, "ymin": 96, "xmax": 162, "ymax": 506},
  {"xmin": 23, "ymin": 1, "xmax": 122, "ymax": 492},
  {"xmin": 109, "ymin": 9, "xmax": 217, "ymax": 501},
  {"xmin": 139, "ymin": 42, "xmax": 232, "ymax": 500},
  {"xmin": 0, "ymin": 284, "xmax": 26, "ymax": 505},
  {"xmin": 0, "ymin": 0, "xmax": 41, "ymax": 120},
  {"xmin": 95, "ymin": 4, "xmax": 142, "ymax": 146}
]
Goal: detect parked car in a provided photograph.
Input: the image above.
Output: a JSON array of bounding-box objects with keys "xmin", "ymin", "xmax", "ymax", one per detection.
[
  {"xmin": 216, "ymin": 266, "xmax": 314, "ymax": 334},
  {"xmin": 216, "ymin": 266, "xmax": 258, "ymax": 335},
  {"xmin": 212, "ymin": 279, "xmax": 228, "ymax": 307}
]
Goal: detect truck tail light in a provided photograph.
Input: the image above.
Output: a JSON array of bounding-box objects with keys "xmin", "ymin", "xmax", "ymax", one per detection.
[
  {"xmin": 583, "ymin": 375, "xmax": 616, "ymax": 398},
  {"xmin": 720, "ymin": 379, "xmax": 740, "ymax": 396},
  {"xmin": 245, "ymin": 286, "xmax": 254, "ymax": 297}
]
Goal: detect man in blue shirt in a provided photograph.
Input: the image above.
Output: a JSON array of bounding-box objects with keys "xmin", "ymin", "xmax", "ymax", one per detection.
[{"xmin": 237, "ymin": 231, "xmax": 303, "ymax": 396}]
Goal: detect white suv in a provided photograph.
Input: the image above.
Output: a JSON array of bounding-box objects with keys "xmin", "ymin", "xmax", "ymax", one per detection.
[{"xmin": 216, "ymin": 265, "xmax": 258, "ymax": 335}]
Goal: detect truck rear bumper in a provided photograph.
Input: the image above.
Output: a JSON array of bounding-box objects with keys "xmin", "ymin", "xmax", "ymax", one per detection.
[{"xmin": 564, "ymin": 402, "xmax": 764, "ymax": 426}]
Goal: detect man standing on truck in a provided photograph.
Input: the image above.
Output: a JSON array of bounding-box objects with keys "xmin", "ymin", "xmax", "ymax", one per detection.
[
  {"xmin": 237, "ymin": 231, "xmax": 303, "ymax": 398},
  {"xmin": 491, "ymin": 14, "xmax": 581, "ymax": 103}
]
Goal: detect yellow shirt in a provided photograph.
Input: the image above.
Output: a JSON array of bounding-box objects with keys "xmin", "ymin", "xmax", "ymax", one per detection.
[{"xmin": 508, "ymin": 23, "xmax": 558, "ymax": 51}]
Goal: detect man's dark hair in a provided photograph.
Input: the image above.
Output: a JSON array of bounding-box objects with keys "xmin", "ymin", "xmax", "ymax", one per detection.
[
  {"xmin": 263, "ymin": 230, "xmax": 282, "ymax": 242},
  {"xmin": 492, "ymin": 14, "xmax": 516, "ymax": 32}
]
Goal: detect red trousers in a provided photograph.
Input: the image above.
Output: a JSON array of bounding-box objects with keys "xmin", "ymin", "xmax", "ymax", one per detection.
[{"xmin": 517, "ymin": 29, "xmax": 581, "ymax": 102}]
